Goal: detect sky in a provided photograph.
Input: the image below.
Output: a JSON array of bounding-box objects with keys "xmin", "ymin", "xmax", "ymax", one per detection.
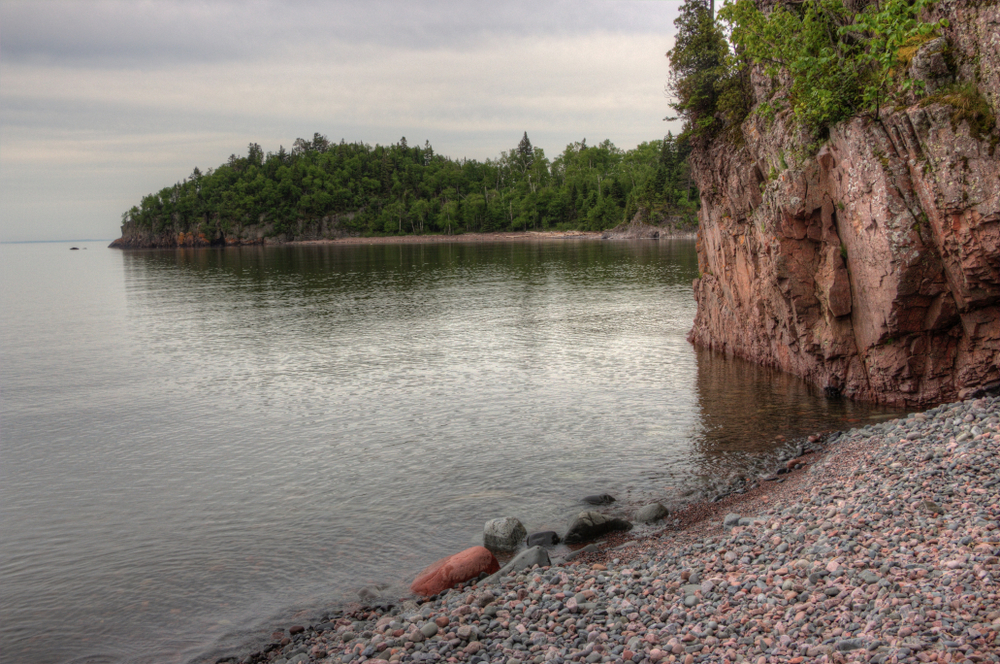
[{"xmin": 0, "ymin": 0, "xmax": 685, "ymax": 242}]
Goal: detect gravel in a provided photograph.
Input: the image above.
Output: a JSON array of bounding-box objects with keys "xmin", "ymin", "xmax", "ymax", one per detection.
[{"xmin": 236, "ymin": 396, "xmax": 1000, "ymax": 664}]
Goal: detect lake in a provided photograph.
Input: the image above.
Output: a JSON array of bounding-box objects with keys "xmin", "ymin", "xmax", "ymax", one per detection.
[{"xmin": 0, "ymin": 239, "xmax": 902, "ymax": 664}]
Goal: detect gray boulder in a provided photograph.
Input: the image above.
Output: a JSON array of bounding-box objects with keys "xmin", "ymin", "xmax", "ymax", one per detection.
[
  {"xmin": 582, "ymin": 494, "xmax": 616, "ymax": 505},
  {"xmin": 634, "ymin": 503, "xmax": 669, "ymax": 523},
  {"xmin": 483, "ymin": 517, "xmax": 527, "ymax": 551},
  {"xmin": 563, "ymin": 511, "xmax": 632, "ymax": 544},
  {"xmin": 480, "ymin": 546, "xmax": 551, "ymax": 585}
]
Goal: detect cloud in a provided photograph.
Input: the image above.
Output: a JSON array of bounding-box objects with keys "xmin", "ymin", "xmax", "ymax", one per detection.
[{"xmin": 1, "ymin": 0, "xmax": 678, "ymax": 65}]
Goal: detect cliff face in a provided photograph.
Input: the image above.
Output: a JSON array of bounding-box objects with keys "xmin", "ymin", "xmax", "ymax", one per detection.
[
  {"xmin": 109, "ymin": 215, "xmax": 357, "ymax": 248},
  {"xmin": 688, "ymin": 0, "xmax": 1000, "ymax": 407}
]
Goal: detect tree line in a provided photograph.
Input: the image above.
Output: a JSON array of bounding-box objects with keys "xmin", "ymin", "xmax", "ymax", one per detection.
[{"xmin": 123, "ymin": 132, "xmax": 699, "ymax": 238}]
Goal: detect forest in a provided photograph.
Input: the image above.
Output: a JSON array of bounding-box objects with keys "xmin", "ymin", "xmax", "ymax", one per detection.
[{"xmin": 122, "ymin": 132, "xmax": 698, "ymax": 238}]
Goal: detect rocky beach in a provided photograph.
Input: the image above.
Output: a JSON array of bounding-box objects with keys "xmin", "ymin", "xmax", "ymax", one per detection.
[{"xmin": 230, "ymin": 394, "xmax": 1000, "ymax": 664}]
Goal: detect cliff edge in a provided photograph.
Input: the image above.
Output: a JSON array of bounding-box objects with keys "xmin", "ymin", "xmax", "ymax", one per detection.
[{"xmin": 688, "ymin": 0, "xmax": 1000, "ymax": 406}]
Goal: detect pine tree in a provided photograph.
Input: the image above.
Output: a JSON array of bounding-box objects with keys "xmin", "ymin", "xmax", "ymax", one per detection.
[{"xmin": 516, "ymin": 132, "xmax": 534, "ymax": 174}]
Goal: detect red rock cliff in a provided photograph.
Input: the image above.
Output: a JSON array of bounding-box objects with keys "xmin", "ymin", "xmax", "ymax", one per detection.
[{"xmin": 688, "ymin": 0, "xmax": 1000, "ymax": 407}]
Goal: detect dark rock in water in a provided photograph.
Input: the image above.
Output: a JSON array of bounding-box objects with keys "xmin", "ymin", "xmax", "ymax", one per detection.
[
  {"xmin": 70, "ymin": 247, "xmax": 80, "ymax": 250},
  {"xmin": 582, "ymin": 494, "xmax": 616, "ymax": 505},
  {"xmin": 564, "ymin": 511, "xmax": 632, "ymax": 544},
  {"xmin": 824, "ymin": 385, "xmax": 842, "ymax": 398},
  {"xmin": 526, "ymin": 531, "xmax": 560, "ymax": 547},
  {"xmin": 289, "ymin": 625, "xmax": 305, "ymax": 635}
]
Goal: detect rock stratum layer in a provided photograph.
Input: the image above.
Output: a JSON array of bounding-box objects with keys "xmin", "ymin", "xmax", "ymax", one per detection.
[{"xmin": 688, "ymin": 0, "xmax": 1000, "ymax": 407}]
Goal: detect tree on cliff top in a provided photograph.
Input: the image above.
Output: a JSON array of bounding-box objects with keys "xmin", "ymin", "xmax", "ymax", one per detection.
[{"xmin": 667, "ymin": 0, "xmax": 751, "ymax": 139}]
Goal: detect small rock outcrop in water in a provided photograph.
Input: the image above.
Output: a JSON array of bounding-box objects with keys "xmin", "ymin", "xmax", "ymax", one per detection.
[
  {"xmin": 410, "ymin": 546, "xmax": 499, "ymax": 596},
  {"xmin": 563, "ymin": 510, "xmax": 632, "ymax": 544},
  {"xmin": 482, "ymin": 517, "xmax": 526, "ymax": 552},
  {"xmin": 687, "ymin": 0, "xmax": 1000, "ymax": 407},
  {"xmin": 581, "ymin": 493, "xmax": 616, "ymax": 505}
]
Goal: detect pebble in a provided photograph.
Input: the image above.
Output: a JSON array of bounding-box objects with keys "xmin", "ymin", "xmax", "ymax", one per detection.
[{"xmin": 234, "ymin": 396, "xmax": 1000, "ymax": 664}]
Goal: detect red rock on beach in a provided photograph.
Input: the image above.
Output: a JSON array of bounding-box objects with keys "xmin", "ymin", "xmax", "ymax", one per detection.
[{"xmin": 410, "ymin": 546, "xmax": 499, "ymax": 596}]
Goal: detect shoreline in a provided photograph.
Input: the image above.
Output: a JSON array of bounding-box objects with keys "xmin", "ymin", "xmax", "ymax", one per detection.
[
  {"xmin": 227, "ymin": 395, "xmax": 1000, "ymax": 664},
  {"xmin": 287, "ymin": 231, "xmax": 607, "ymax": 245},
  {"xmin": 110, "ymin": 229, "xmax": 699, "ymax": 250}
]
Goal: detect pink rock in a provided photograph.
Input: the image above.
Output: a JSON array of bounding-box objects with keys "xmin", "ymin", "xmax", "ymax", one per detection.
[
  {"xmin": 410, "ymin": 546, "xmax": 500, "ymax": 596},
  {"xmin": 685, "ymin": 34, "xmax": 1000, "ymax": 408}
]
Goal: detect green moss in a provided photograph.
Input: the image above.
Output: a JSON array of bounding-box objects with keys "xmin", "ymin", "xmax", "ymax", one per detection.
[{"xmin": 921, "ymin": 82, "xmax": 999, "ymax": 154}]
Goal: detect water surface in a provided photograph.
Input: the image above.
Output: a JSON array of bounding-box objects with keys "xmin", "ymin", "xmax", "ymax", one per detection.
[{"xmin": 0, "ymin": 240, "xmax": 902, "ymax": 664}]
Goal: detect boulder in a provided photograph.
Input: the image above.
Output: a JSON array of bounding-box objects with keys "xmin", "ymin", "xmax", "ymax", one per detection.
[
  {"xmin": 505, "ymin": 545, "xmax": 550, "ymax": 571},
  {"xmin": 483, "ymin": 517, "xmax": 527, "ymax": 551},
  {"xmin": 563, "ymin": 511, "xmax": 632, "ymax": 544},
  {"xmin": 634, "ymin": 503, "xmax": 669, "ymax": 523},
  {"xmin": 410, "ymin": 546, "xmax": 500, "ymax": 596},
  {"xmin": 526, "ymin": 530, "xmax": 560, "ymax": 547},
  {"xmin": 480, "ymin": 546, "xmax": 551, "ymax": 585},
  {"xmin": 582, "ymin": 494, "xmax": 616, "ymax": 505}
]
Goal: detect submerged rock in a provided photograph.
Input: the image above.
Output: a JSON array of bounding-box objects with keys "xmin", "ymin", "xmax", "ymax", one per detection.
[{"xmin": 581, "ymin": 494, "xmax": 616, "ymax": 505}]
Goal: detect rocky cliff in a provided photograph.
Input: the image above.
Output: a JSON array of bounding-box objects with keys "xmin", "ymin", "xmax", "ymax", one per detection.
[
  {"xmin": 688, "ymin": 0, "xmax": 1000, "ymax": 406},
  {"xmin": 109, "ymin": 215, "xmax": 357, "ymax": 248}
]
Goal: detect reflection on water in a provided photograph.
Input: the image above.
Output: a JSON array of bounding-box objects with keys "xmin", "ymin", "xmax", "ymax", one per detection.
[
  {"xmin": 689, "ymin": 347, "xmax": 900, "ymax": 496},
  {"xmin": 0, "ymin": 239, "xmax": 902, "ymax": 664}
]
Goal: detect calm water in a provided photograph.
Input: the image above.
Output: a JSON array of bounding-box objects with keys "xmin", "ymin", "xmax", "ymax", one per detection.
[{"xmin": 0, "ymin": 240, "xmax": 902, "ymax": 664}]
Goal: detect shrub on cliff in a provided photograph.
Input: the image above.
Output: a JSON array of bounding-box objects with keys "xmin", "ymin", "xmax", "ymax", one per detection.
[{"xmin": 720, "ymin": 0, "xmax": 948, "ymax": 134}]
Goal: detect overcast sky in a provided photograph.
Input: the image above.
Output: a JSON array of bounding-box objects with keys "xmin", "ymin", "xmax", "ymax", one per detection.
[{"xmin": 1, "ymin": 0, "xmax": 684, "ymax": 242}]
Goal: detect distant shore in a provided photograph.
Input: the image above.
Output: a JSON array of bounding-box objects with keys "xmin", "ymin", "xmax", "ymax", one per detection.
[
  {"xmin": 287, "ymin": 229, "xmax": 698, "ymax": 246},
  {"xmin": 288, "ymin": 231, "xmax": 606, "ymax": 245}
]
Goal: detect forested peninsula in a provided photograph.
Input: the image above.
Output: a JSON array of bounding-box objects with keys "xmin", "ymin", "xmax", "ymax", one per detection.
[{"xmin": 110, "ymin": 133, "xmax": 698, "ymax": 248}]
